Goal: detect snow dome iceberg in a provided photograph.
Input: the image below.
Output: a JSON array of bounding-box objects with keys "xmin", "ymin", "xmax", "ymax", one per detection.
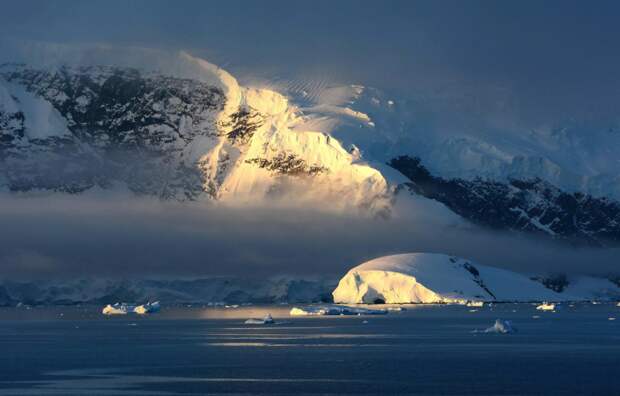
[{"xmin": 332, "ymin": 253, "xmax": 562, "ymax": 304}]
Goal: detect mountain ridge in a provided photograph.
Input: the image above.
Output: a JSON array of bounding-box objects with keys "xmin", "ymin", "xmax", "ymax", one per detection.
[{"xmin": 2, "ymin": 55, "xmax": 620, "ymax": 245}]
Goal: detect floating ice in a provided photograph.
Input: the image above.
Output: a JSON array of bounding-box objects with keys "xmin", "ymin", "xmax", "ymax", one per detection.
[
  {"xmin": 133, "ymin": 301, "xmax": 160, "ymax": 315},
  {"xmin": 244, "ymin": 314, "xmax": 275, "ymax": 325},
  {"xmin": 102, "ymin": 302, "xmax": 160, "ymax": 315},
  {"xmin": 483, "ymin": 319, "xmax": 516, "ymax": 334},
  {"xmin": 289, "ymin": 305, "xmax": 388, "ymax": 316},
  {"xmin": 333, "ymin": 253, "xmax": 562, "ymax": 304},
  {"xmin": 102, "ymin": 303, "xmax": 132, "ymax": 315},
  {"xmin": 536, "ymin": 302, "xmax": 555, "ymax": 311},
  {"xmin": 466, "ymin": 301, "xmax": 484, "ymax": 307}
]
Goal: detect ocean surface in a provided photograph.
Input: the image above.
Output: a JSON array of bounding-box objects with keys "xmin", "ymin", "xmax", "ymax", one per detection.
[{"xmin": 0, "ymin": 303, "xmax": 619, "ymax": 395}]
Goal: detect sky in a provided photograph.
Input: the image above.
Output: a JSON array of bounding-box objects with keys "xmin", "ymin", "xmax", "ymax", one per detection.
[
  {"xmin": 1, "ymin": 0, "xmax": 620, "ymax": 124},
  {"xmin": 1, "ymin": 1, "xmax": 620, "ymax": 280}
]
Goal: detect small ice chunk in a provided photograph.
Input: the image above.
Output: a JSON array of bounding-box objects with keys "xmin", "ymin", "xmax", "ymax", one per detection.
[
  {"xmin": 484, "ymin": 319, "xmax": 516, "ymax": 334},
  {"xmin": 466, "ymin": 301, "xmax": 484, "ymax": 307},
  {"xmin": 134, "ymin": 301, "xmax": 160, "ymax": 315},
  {"xmin": 536, "ymin": 303, "xmax": 555, "ymax": 311},
  {"xmin": 245, "ymin": 314, "xmax": 275, "ymax": 325},
  {"xmin": 102, "ymin": 303, "xmax": 130, "ymax": 315},
  {"xmin": 289, "ymin": 305, "xmax": 387, "ymax": 316}
]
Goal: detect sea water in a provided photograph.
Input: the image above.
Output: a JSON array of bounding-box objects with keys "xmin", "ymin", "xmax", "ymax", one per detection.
[{"xmin": 0, "ymin": 303, "xmax": 619, "ymax": 395}]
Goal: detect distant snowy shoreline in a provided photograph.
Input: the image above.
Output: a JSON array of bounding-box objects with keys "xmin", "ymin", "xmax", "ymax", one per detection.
[{"xmin": 2, "ymin": 253, "xmax": 619, "ymax": 307}]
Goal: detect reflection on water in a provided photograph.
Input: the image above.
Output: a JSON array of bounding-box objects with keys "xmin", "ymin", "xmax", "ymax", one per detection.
[
  {"xmin": 2, "ymin": 368, "xmax": 369, "ymax": 396},
  {"xmin": 204, "ymin": 342, "xmax": 394, "ymax": 347}
]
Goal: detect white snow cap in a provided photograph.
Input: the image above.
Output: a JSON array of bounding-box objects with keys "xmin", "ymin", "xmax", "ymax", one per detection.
[{"xmin": 332, "ymin": 253, "xmax": 562, "ymax": 304}]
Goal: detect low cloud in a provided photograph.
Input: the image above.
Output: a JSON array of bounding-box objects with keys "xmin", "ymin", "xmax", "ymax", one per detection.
[{"xmin": 0, "ymin": 194, "xmax": 617, "ymax": 281}]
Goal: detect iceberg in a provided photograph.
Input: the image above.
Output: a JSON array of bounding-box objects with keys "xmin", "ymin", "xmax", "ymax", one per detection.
[
  {"xmin": 332, "ymin": 253, "xmax": 563, "ymax": 304},
  {"xmin": 244, "ymin": 313, "xmax": 275, "ymax": 325},
  {"xmin": 102, "ymin": 302, "xmax": 160, "ymax": 315},
  {"xmin": 536, "ymin": 302, "xmax": 555, "ymax": 311},
  {"xmin": 483, "ymin": 319, "xmax": 517, "ymax": 334},
  {"xmin": 133, "ymin": 301, "xmax": 160, "ymax": 315},
  {"xmin": 289, "ymin": 305, "xmax": 388, "ymax": 316},
  {"xmin": 102, "ymin": 303, "xmax": 133, "ymax": 315}
]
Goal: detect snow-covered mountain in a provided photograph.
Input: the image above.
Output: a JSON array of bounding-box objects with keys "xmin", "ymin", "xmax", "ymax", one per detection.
[
  {"xmin": 2, "ymin": 52, "xmax": 620, "ymax": 243},
  {"xmin": 332, "ymin": 253, "xmax": 620, "ymax": 304},
  {"xmin": 390, "ymin": 156, "xmax": 620, "ymax": 246},
  {"xmin": 0, "ymin": 56, "xmax": 390, "ymax": 215}
]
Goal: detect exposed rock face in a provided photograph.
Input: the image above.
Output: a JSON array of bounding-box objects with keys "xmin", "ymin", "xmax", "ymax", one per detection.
[
  {"xmin": 0, "ymin": 64, "xmax": 225, "ymax": 198},
  {"xmin": 0, "ymin": 63, "xmax": 391, "ymax": 214},
  {"xmin": 389, "ymin": 156, "xmax": 620, "ymax": 246}
]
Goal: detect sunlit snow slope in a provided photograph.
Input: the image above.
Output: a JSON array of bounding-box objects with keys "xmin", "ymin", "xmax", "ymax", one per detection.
[
  {"xmin": 332, "ymin": 253, "xmax": 620, "ymax": 303},
  {"xmin": 0, "ymin": 53, "xmax": 391, "ymax": 215}
]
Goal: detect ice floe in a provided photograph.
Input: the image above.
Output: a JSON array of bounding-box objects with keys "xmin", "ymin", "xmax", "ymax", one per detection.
[
  {"xmin": 244, "ymin": 314, "xmax": 275, "ymax": 325},
  {"xmin": 102, "ymin": 302, "xmax": 160, "ymax": 315},
  {"xmin": 536, "ymin": 302, "xmax": 555, "ymax": 311},
  {"xmin": 133, "ymin": 301, "xmax": 160, "ymax": 315},
  {"xmin": 479, "ymin": 319, "xmax": 517, "ymax": 334},
  {"xmin": 289, "ymin": 305, "xmax": 388, "ymax": 316},
  {"xmin": 102, "ymin": 303, "xmax": 131, "ymax": 315}
]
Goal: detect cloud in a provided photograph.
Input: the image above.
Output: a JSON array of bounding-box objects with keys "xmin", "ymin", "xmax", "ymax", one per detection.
[
  {"xmin": 0, "ymin": 194, "xmax": 617, "ymax": 280},
  {"xmin": 2, "ymin": 0, "xmax": 620, "ymax": 124}
]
